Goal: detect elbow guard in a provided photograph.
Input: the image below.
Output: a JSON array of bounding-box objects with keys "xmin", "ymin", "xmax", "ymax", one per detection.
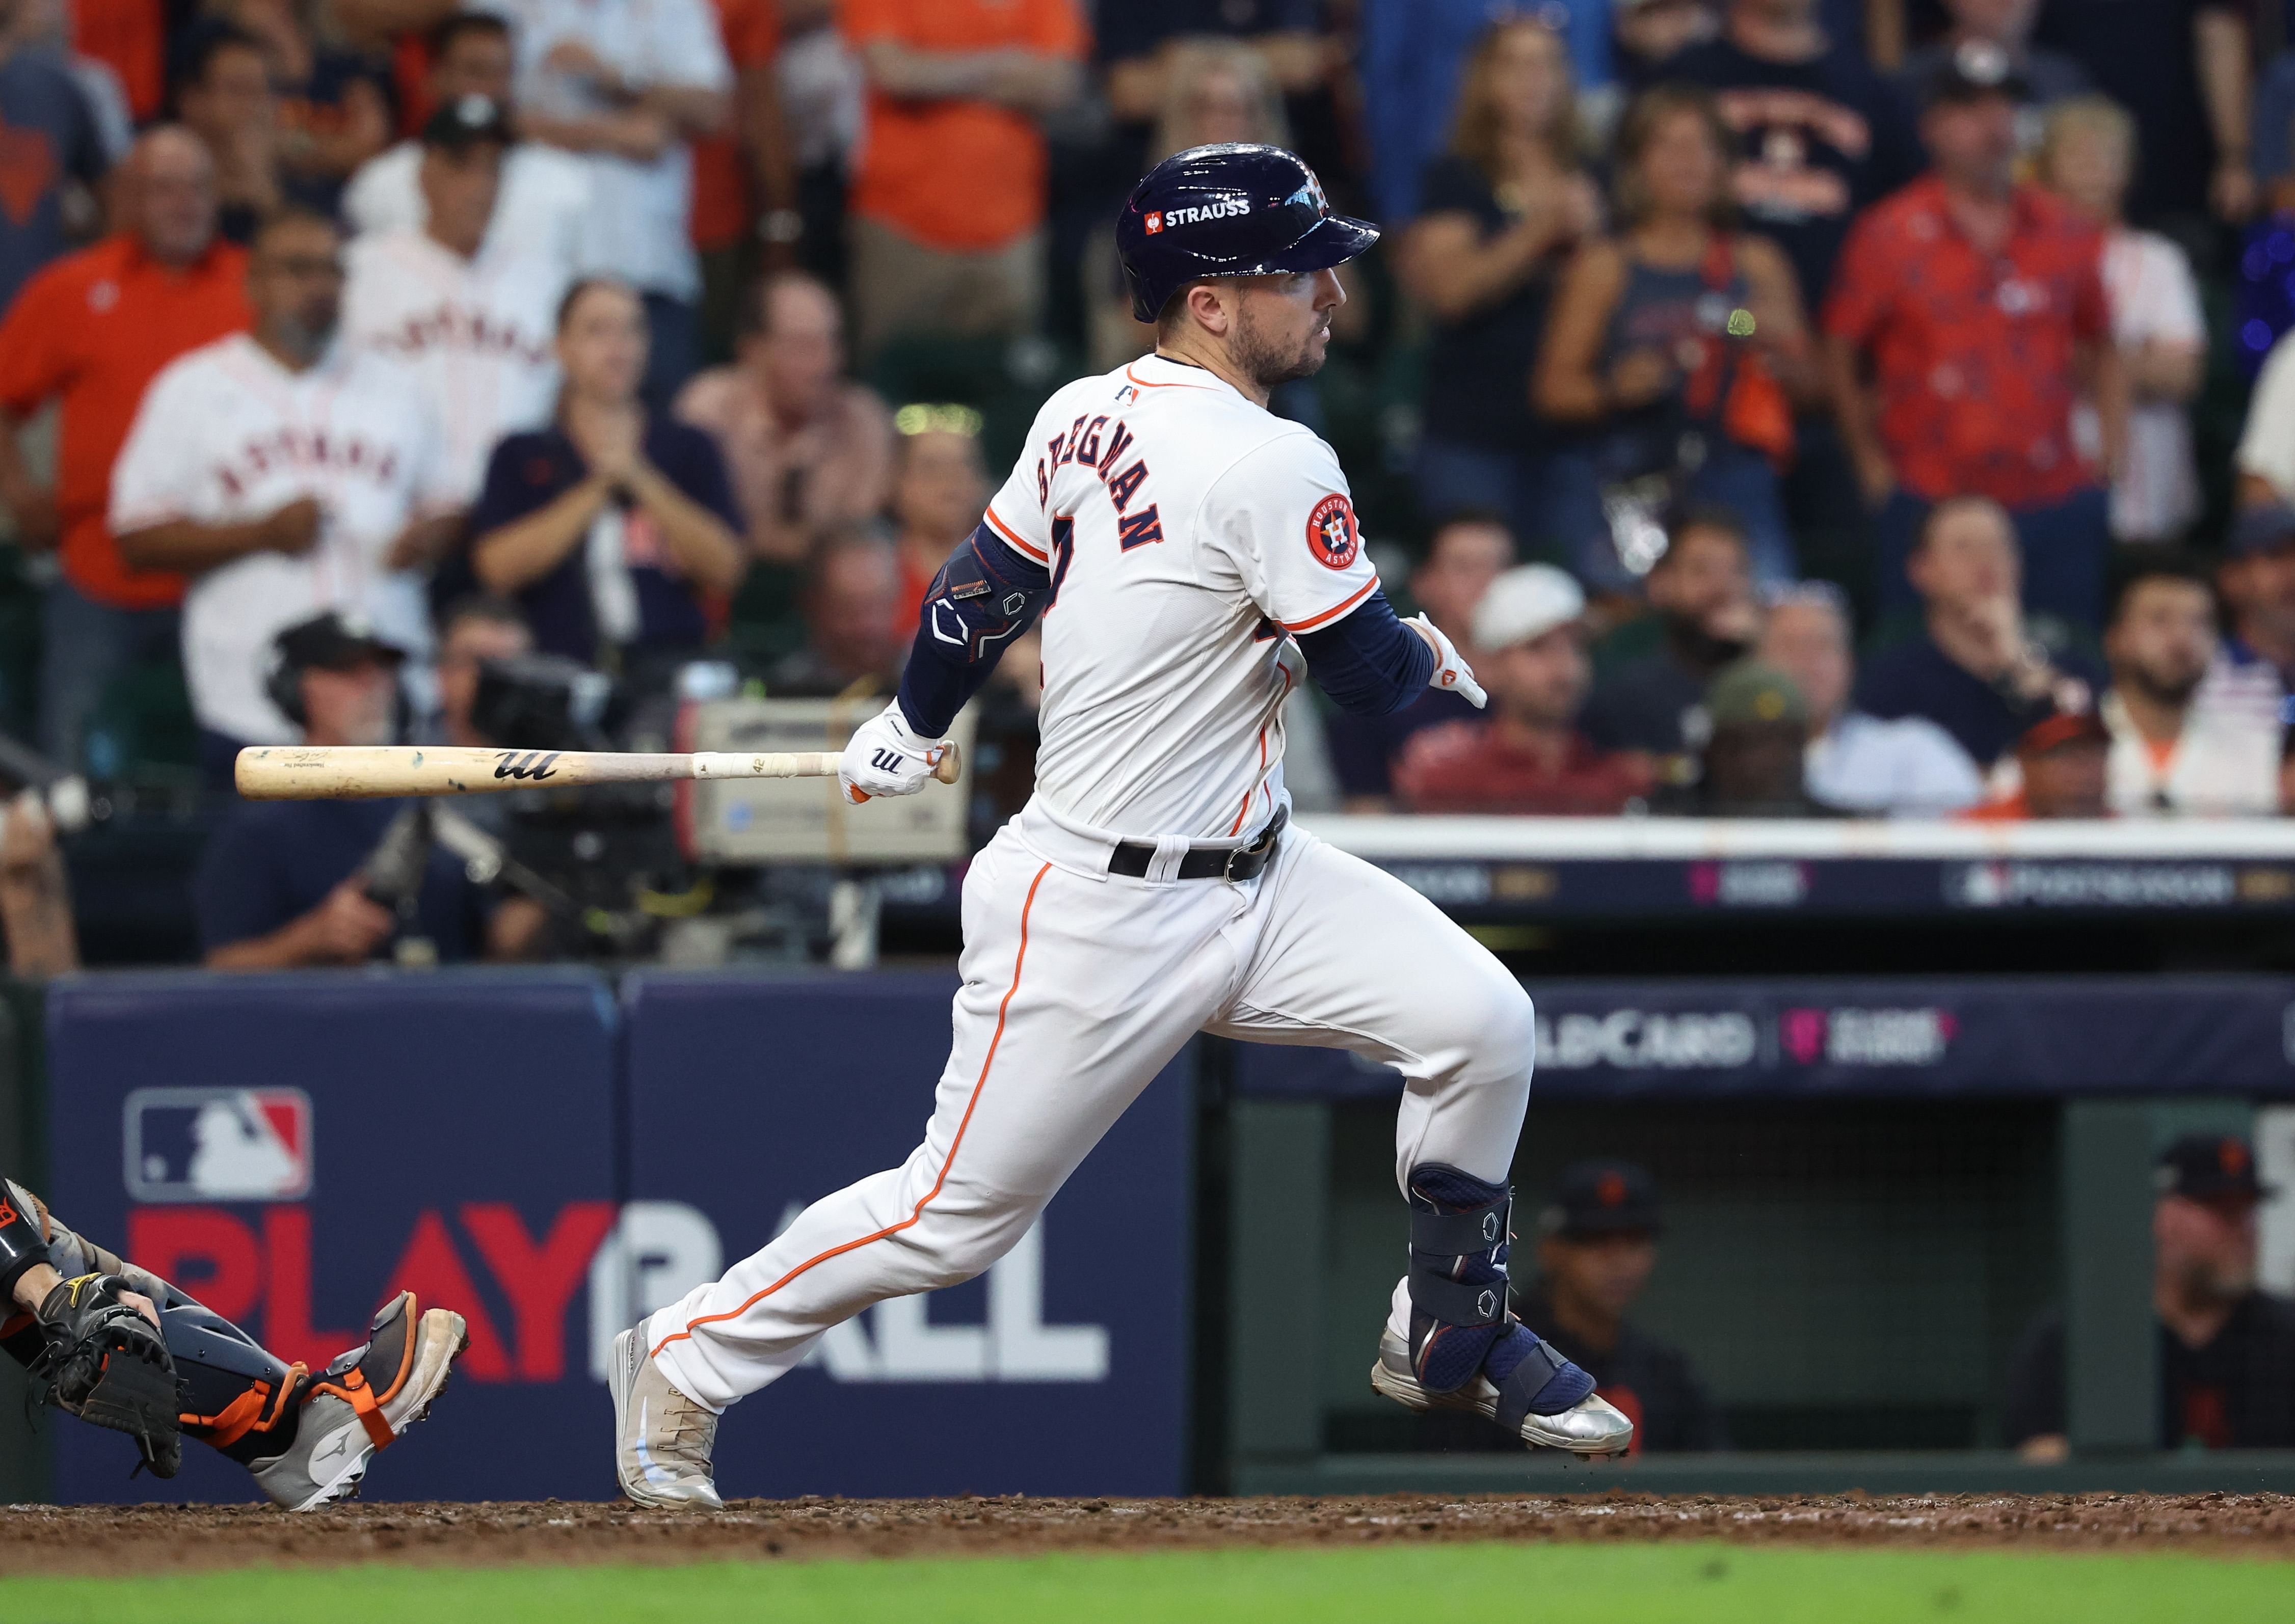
[
  {"xmin": 922, "ymin": 523, "xmax": 1051, "ymax": 663},
  {"xmin": 897, "ymin": 523, "xmax": 1051, "ymax": 737}
]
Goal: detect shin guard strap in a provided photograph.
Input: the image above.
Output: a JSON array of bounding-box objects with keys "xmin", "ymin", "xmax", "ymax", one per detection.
[
  {"xmin": 1408, "ymin": 1194, "xmax": 1511, "ymax": 1257},
  {"xmin": 1408, "ymin": 1269, "xmax": 1509, "ymax": 1328},
  {"xmin": 1494, "ymin": 1338, "xmax": 1575, "ymax": 1435}
]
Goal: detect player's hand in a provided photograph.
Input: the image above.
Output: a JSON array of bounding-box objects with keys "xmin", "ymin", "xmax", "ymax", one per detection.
[
  {"xmin": 838, "ymin": 702, "xmax": 949, "ymax": 804},
  {"xmin": 1404, "ymin": 614, "xmax": 1486, "ymax": 709},
  {"xmin": 298, "ymin": 878, "xmax": 394, "ymax": 964},
  {"xmin": 262, "ymin": 497, "xmax": 324, "ymax": 556}
]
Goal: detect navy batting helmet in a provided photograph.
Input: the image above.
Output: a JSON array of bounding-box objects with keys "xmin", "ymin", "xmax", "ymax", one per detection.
[{"xmin": 1116, "ymin": 144, "xmax": 1379, "ymax": 323}]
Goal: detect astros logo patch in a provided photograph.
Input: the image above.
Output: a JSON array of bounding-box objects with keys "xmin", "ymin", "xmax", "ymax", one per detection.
[{"xmin": 1305, "ymin": 493, "xmax": 1358, "ymax": 571}]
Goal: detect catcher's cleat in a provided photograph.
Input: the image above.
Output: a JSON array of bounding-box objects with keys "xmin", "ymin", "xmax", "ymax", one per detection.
[
  {"xmin": 33, "ymin": 1273, "xmax": 182, "ymax": 1478},
  {"xmin": 250, "ymin": 1291, "xmax": 467, "ymax": 1511},
  {"xmin": 609, "ymin": 1327, "xmax": 723, "ymax": 1509},
  {"xmin": 1371, "ymin": 1324, "xmax": 1634, "ymax": 1457}
]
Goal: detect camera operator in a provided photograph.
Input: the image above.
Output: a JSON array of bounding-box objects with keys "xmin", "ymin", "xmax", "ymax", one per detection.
[
  {"xmin": 195, "ymin": 612, "xmax": 544, "ymax": 968},
  {"xmin": 432, "ymin": 595, "xmax": 536, "ymax": 749}
]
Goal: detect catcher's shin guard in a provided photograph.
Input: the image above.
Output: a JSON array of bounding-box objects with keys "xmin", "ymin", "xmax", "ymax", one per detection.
[{"xmin": 1368, "ymin": 1163, "xmax": 1632, "ymax": 1457}]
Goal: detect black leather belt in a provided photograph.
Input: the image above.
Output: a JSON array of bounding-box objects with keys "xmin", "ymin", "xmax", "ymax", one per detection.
[{"xmin": 1109, "ymin": 806, "xmax": 1288, "ymax": 882}]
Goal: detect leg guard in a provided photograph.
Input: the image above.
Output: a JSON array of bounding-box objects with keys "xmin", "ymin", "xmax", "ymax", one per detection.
[
  {"xmin": 0, "ymin": 1181, "xmax": 308, "ymax": 1465},
  {"xmin": 1406, "ymin": 1163, "xmax": 1594, "ymax": 1421}
]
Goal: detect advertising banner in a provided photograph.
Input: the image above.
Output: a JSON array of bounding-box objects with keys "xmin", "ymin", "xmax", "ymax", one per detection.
[
  {"xmin": 618, "ymin": 970, "xmax": 1194, "ymax": 1499},
  {"xmin": 44, "ymin": 969, "xmax": 619, "ymax": 1504},
  {"xmin": 1234, "ymin": 978, "xmax": 2295, "ymax": 1101}
]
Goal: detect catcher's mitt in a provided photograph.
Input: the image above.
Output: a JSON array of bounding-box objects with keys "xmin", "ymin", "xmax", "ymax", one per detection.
[{"xmin": 33, "ymin": 1273, "xmax": 181, "ymax": 1478}]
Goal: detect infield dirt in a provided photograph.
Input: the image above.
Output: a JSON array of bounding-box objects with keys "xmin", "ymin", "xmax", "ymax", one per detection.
[{"xmin": 2, "ymin": 1493, "xmax": 2291, "ymax": 1572}]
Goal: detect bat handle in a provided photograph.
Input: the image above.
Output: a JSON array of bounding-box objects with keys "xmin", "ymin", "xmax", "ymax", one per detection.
[{"xmin": 931, "ymin": 742, "xmax": 963, "ymax": 785}]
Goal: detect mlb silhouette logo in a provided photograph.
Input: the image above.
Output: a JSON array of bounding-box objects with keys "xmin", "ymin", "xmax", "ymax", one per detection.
[
  {"xmin": 1144, "ymin": 211, "xmax": 1164, "ymax": 233},
  {"xmin": 124, "ymin": 1087, "xmax": 313, "ymax": 1202}
]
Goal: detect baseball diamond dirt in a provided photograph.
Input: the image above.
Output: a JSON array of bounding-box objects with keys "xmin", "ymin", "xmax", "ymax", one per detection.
[{"xmin": 2, "ymin": 1494, "xmax": 2292, "ymax": 1572}]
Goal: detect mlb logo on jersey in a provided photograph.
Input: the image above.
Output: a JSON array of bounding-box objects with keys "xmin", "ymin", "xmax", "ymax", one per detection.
[
  {"xmin": 124, "ymin": 1087, "xmax": 313, "ymax": 1202},
  {"xmin": 1305, "ymin": 492, "xmax": 1359, "ymax": 571}
]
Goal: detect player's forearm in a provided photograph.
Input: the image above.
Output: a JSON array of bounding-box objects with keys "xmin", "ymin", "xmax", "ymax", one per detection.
[
  {"xmin": 471, "ymin": 479, "xmax": 612, "ymax": 594},
  {"xmin": 2198, "ymin": 9, "xmax": 2252, "ymax": 169},
  {"xmin": 1297, "ymin": 591, "xmax": 1436, "ymax": 717},
  {"xmin": 113, "ymin": 517, "xmax": 281, "ymax": 572}
]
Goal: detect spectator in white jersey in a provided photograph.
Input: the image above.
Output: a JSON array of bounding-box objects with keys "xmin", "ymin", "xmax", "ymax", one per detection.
[
  {"xmin": 2100, "ymin": 555, "xmax": 2280, "ymax": 818},
  {"xmin": 109, "ymin": 210, "xmax": 460, "ymax": 785},
  {"xmin": 341, "ymin": 94, "xmax": 569, "ymax": 507},
  {"xmin": 340, "ymin": 13, "xmax": 589, "ymax": 282},
  {"xmin": 484, "ymin": 0, "xmax": 734, "ymax": 410},
  {"xmin": 1756, "ymin": 580, "xmax": 1985, "ymax": 817}
]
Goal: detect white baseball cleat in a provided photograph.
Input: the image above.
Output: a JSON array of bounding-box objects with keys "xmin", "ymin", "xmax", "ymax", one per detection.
[
  {"xmin": 250, "ymin": 1291, "xmax": 469, "ymax": 1511},
  {"xmin": 1369, "ymin": 1325, "xmax": 1634, "ymax": 1458},
  {"xmin": 609, "ymin": 1327, "xmax": 725, "ymax": 1509}
]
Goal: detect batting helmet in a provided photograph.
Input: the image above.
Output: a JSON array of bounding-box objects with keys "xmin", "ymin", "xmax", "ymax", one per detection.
[{"xmin": 1115, "ymin": 143, "xmax": 1380, "ymax": 323}]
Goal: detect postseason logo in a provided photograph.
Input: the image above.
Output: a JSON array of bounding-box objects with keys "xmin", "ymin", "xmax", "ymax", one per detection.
[
  {"xmin": 124, "ymin": 1087, "xmax": 314, "ymax": 1202},
  {"xmin": 1142, "ymin": 196, "xmax": 1251, "ymax": 234}
]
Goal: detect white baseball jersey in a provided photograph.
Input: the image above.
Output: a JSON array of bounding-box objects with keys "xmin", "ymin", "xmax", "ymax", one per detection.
[
  {"xmin": 110, "ymin": 335, "xmax": 456, "ymax": 744},
  {"xmin": 342, "ymin": 229, "xmax": 568, "ymax": 502},
  {"xmin": 342, "ymin": 141, "xmax": 593, "ymax": 281},
  {"xmin": 982, "ymin": 352, "xmax": 1379, "ymax": 841}
]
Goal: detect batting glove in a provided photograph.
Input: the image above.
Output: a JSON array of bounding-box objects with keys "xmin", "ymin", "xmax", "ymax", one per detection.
[
  {"xmin": 1405, "ymin": 614, "xmax": 1487, "ymax": 709},
  {"xmin": 838, "ymin": 702, "xmax": 949, "ymax": 804}
]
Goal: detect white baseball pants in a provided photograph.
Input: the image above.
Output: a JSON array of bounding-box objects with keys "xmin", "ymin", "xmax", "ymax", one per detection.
[{"xmin": 646, "ymin": 798, "xmax": 1537, "ymax": 1411}]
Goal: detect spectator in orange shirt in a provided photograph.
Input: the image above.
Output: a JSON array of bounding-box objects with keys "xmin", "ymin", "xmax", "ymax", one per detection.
[
  {"xmin": 887, "ymin": 409, "xmax": 991, "ymax": 640},
  {"xmin": 1396, "ymin": 564, "xmax": 1656, "ymax": 815},
  {"xmin": 691, "ymin": 0, "xmax": 797, "ymax": 361},
  {"xmin": 0, "ymin": 126, "xmax": 250, "ymax": 767},
  {"xmin": 840, "ymin": 0, "xmax": 1086, "ymax": 359}
]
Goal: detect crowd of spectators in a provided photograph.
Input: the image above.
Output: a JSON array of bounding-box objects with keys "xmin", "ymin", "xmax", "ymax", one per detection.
[{"xmin": 6, "ymin": 0, "xmax": 2295, "ymax": 969}]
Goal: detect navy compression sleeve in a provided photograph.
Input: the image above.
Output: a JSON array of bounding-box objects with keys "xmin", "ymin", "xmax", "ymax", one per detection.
[
  {"xmin": 894, "ymin": 522, "xmax": 1051, "ymax": 737},
  {"xmin": 1295, "ymin": 589, "xmax": 1436, "ymax": 716}
]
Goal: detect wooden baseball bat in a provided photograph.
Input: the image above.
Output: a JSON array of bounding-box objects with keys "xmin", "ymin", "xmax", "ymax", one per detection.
[{"xmin": 233, "ymin": 743, "xmax": 962, "ymax": 800}]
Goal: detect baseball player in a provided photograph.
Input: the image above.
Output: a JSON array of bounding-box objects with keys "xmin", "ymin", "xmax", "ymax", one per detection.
[
  {"xmin": 111, "ymin": 210, "xmax": 462, "ymax": 763},
  {"xmin": 341, "ymin": 95, "xmax": 570, "ymax": 505},
  {"xmin": 611, "ymin": 144, "xmax": 1632, "ymax": 1506},
  {"xmin": 0, "ymin": 1170, "xmax": 466, "ymax": 1508}
]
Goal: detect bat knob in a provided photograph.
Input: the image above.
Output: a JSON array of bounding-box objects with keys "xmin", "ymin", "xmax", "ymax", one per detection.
[{"xmin": 931, "ymin": 743, "xmax": 963, "ymax": 785}]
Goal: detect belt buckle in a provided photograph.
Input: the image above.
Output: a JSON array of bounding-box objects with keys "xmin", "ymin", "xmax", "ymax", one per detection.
[{"xmin": 1224, "ymin": 809, "xmax": 1283, "ymax": 881}]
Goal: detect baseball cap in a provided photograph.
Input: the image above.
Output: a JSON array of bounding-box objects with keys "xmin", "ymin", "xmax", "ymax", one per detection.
[
  {"xmin": 1540, "ymin": 1160, "xmax": 1663, "ymax": 1238},
  {"xmin": 2154, "ymin": 1134, "xmax": 2277, "ymax": 1202},
  {"xmin": 1705, "ymin": 660, "xmax": 1808, "ymax": 729},
  {"xmin": 1471, "ymin": 564, "xmax": 1585, "ymax": 652},
  {"xmin": 273, "ymin": 610, "xmax": 407, "ymax": 672},
  {"xmin": 422, "ymin": 93, "xmax": 513, "ymax": 153},
  {"xmin": 2016, "ymin": 706, "xmax": 2109, "ymax": 757},
  {"xmin": 2229, "ymin": 503, "xmax": 2295, "ymax": 558},
  {"xmin": 1925, "ymin": 39, "xmax": 2031, "ymax": 107}
]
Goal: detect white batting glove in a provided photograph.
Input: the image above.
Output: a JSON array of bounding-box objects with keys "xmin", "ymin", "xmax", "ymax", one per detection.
[
  {"xmin": 1405, "ymin": 614, "xmax": 1487, "ymax": 709},
  {"xmin": 838, "ymin": 702, "xmax": 949, "ymax": 804}
]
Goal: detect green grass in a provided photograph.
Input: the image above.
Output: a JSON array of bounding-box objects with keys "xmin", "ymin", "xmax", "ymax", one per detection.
[{"xmin": 3, "ymin": 1541, "xmax": 2289, "ymax": 1623}]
